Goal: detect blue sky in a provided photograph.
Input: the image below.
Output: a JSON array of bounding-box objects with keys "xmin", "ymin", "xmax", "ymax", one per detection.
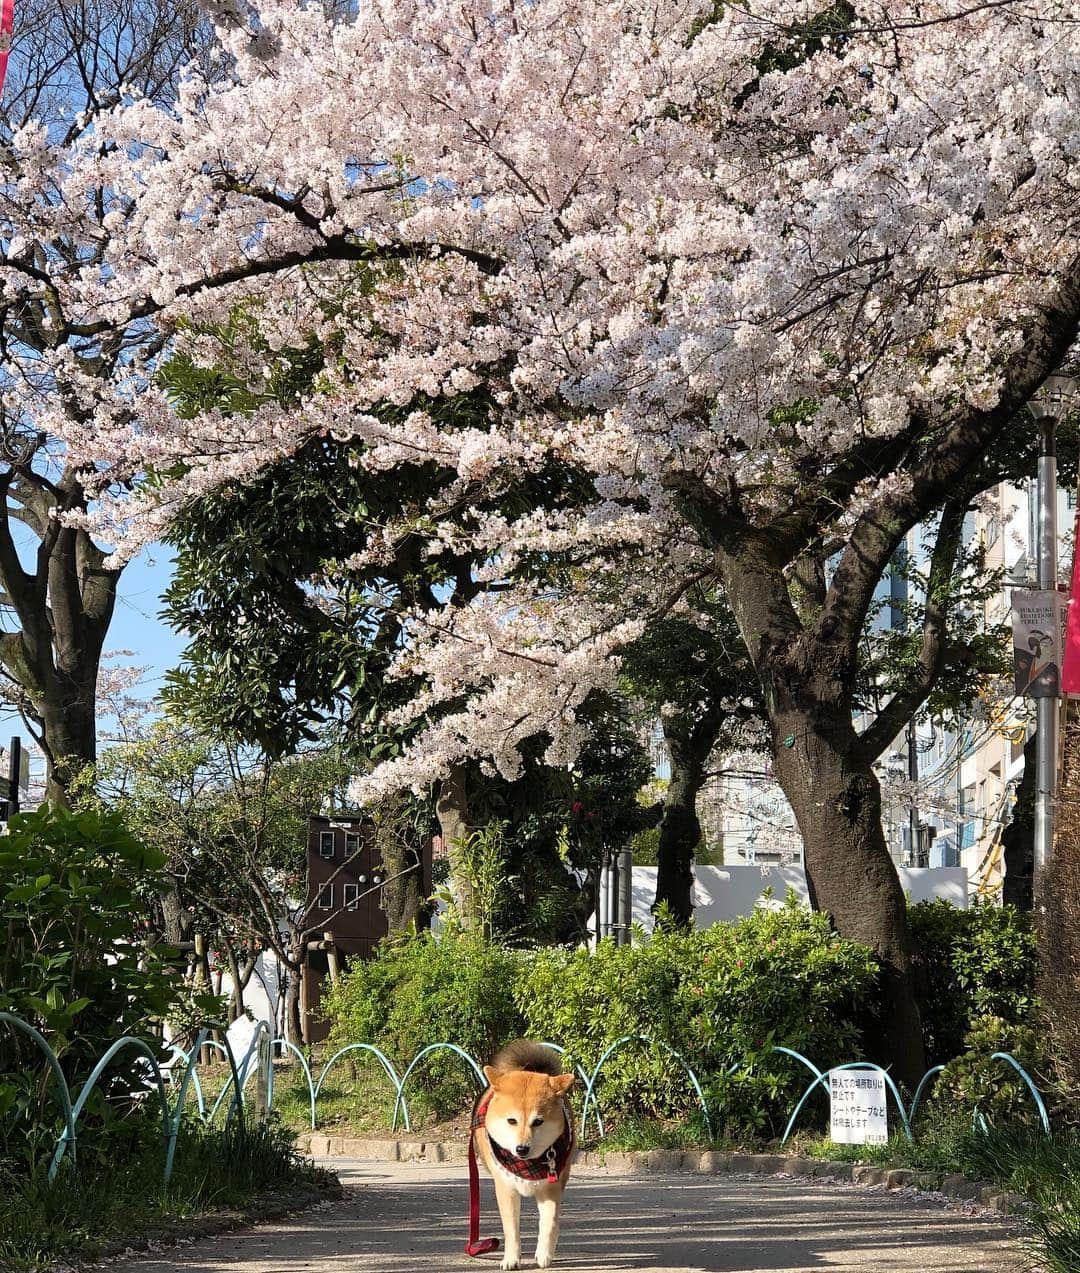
[{"xmin": 108, "ymin": 548, "xmax": 186, "ymax": 698}]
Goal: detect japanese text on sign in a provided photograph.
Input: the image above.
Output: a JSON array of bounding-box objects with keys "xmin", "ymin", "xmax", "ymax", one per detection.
[{"xmin": 829, "ymin": 1070, "xmax": 888, "ymax": 1145}]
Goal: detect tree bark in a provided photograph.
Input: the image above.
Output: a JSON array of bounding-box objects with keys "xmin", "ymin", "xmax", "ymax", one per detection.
[
  {"xmin": 1002, "ymin": 731, "xmax": 1036, "ymax": 910},
  {"xmin": 285, "ymin": 961, "xmax": 304, "ymax": 1047},
  {"xmin": 653, "ymin": 727, "xmax": 705, "ymax": 927},
  {"xmin": 0, "ymin": 473, "xmax": 120, "ymax": 805},
  {"xmin": 771, "ymin": 706, "xmax": 925, "ymax": 1085},
  {"xmin": 704, "ymin": 534, "xmax": 926, "ymax": 1086},
  {"xmin": 437, "ymin": 762, "xmax": 477, "ymax": 925}
]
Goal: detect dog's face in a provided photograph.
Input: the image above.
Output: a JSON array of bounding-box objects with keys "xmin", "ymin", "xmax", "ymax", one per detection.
[{"xmin": 482, "ymin": 1066, "xmax": 574, "ymax": 1159}]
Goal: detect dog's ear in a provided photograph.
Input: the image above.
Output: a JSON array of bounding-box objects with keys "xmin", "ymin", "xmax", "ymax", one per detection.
[
  {"xmin": 548, "ymin": 1072, "xmax": 575, "ymax": 1096},
  {"xmin": 482, "ymin": 1065, "xmax": 501, "ymax": 1089}
]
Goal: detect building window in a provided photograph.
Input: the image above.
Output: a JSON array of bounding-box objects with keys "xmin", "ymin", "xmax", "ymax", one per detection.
[
  {"xmin": 345, "ymin": 831, "xmax": 360, "ymax": 856},
  {"xmin": 317, "ymin": 883, "xmax": 334, "ymax": 911},
  {"xmin": 319, "ymin": 831, "xmax": 335, "ymax": 858},
  {"xmin": 343, "ymin": 883, "xmax": 359, "ymax": 911}
]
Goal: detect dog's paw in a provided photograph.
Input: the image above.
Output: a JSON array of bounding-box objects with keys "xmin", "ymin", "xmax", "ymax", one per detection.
[
  {"xmin": 535, "ymin": 1257, "xmax": 554, "ymax": 1270},
  {"xmin": 499, "ymin": 1257, "xmax": 520, "ymax": 1271}
]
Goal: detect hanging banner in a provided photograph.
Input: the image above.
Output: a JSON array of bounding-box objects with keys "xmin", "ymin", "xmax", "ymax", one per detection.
[
  {"xmin": 1063, "ymin": 513, "xmax": 1080, "ymax": 695},
  {"xmin": 1011, "ymin": 589, "xmax": 1068, "ymax": 698},
  {"xmin": 0, "ymin": 0, "xmax": 12, "ymax": 100}
]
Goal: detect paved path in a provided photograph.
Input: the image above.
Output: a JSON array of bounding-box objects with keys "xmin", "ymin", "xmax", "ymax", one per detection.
[{"xmin": 123, "ymin": 1159, "xmax": 1030, "ymax": 1273}]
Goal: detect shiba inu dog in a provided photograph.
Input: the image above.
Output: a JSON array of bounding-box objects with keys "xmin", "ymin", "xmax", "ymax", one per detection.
[{"xmin": 473, "ymin": 1040, "xmax": 576, "ymax": 1270}]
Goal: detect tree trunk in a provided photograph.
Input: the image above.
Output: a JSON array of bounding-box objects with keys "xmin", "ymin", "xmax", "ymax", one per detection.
[
  {"xmin": 437, "ymin": 762, "xmax": 477, "ymax": 925},
  {"xmin": 1040, "ymin": 707, "xmax": 1080, "ymax": 1090},
  {"xmin": 40, "ymin": 681, "xmax": 98, "ymax": 804},
  {"xmin": 772, "ymin": 711, "xmax": 925, "ymax": 1087},
  {"xmin": 653, "ymin": 730, "xmax": 704, "ymax": 927},
  {"xmin": 378, "ymin": 829, "xmax": 429, "ymax": 933},
  {"xmin": 285, "ymin": 964, "xmax": 304, "ymax": 1048},
  {"xmin": 1002, "ymin": 731, "xmax": 1036, "ymax": 910}
]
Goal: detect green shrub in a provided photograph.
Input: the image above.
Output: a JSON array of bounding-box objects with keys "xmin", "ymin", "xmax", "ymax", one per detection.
[
  {"xmin": 0, "ymin": 806, "xmax": 189, "ymax": 1172},
  {"xmin": 321, "ymin": 933, "xmax": 526, "ymax": 1117},
  {"xmin": 514, "ymin": 899, "xmax": 879, "ymax": 1136},
  {"xmin": 908, "ymin": 899, "xmax": 1037, "ymax": 1063},
  {"xmin": 934, "ymin": 1015, "xmax": 1051, "ymax": 1126}
]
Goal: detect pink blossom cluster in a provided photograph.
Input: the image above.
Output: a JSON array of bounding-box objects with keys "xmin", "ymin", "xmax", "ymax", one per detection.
[{"xmin": 4, "ymin": 0, "xmax": 1079, "ymax": 790}]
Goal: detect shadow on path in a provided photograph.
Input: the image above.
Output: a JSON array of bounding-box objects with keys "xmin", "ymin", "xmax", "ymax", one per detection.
[{"xmin": 123, "ymin": 1160, "xmax": 1028, "ymax": 1273}]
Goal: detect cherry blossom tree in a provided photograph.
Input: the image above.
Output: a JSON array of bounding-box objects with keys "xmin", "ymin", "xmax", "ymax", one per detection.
[
  {"xmin": 6, "ymin": 0, "xmax": 1080, "ymax": 1077},
  {"xmin": 0, "ymin": 0, "xmax": 208, "ymax": 799}
]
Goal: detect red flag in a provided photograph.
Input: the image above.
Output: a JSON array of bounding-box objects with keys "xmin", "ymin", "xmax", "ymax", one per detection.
[
  {"xmin": 0, "ymin": 0, "xmax": 12, "ymax": 99},
  {"xmin": 1062, "ymin": 510, "xmax": 1080, "ymax": 694}
]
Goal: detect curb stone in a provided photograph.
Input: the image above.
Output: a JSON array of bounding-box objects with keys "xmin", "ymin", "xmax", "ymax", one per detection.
[{"xmin": 297, "ymin": 1135, "xmax": 1031, "ymax": 1217}]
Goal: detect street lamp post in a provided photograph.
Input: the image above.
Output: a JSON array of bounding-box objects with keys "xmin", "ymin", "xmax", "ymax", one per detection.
[{"xmin": 1028, "ymin": 374, "xmax": 1078, "ymax": 887}]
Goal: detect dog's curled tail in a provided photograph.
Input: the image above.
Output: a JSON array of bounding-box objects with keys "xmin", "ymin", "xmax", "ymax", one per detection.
[{"xmin": 489, "ymin": 1039, "xmax": 564, "ymax": 1077}]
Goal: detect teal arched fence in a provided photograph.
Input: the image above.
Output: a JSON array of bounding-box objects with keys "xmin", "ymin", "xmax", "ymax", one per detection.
[
  {"xmin": 0, "ymin": 1010, "xmax": 1053, "ymax": 1183},
  {"xmin": 773, "ymin": 1046, "xmax": 1050, "ymax": 1145}
]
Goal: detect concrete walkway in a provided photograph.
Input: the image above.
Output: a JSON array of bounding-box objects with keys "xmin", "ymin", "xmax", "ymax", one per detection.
[{"xmin": 122, "ymin": 1159, "xmax": 1030, "ymax": 1273}]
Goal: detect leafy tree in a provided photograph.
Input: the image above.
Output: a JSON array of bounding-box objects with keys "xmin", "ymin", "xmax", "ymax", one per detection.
[
  {"xmin": 83, "ymin": 720, "xmax": 357, "ymax": 1042},
  {"xmin": 621, "ymin": 589, "xmax": 765, "ymax": 924},
  {"xmin": 0, "ymin": 0, "xmax": 208, "ymax": 800},
  {"xmin": 8, "ymin": 0, "xmax": 1080, "ymax": 1082}
]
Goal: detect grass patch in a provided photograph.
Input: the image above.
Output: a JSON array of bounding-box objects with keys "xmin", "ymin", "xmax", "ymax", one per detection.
[
  {"xmin": 586, "ymin": 1111, "xmax": 721, "ymax": 1152},
  {"xmin": 0, "ymin": 1116, "xmax": 332, "ymax": 1272}
]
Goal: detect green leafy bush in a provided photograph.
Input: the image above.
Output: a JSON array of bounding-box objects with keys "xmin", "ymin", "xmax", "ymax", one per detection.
[
  {"xmin": 515, "ymin": 899, "xmax": 879, "ymax": 1136},
  {"xmin": 321, "ymin": 933, "xmax": 526, "ymax": 1117},
  {"xmin": 908, "ymin": 899, "xmax": 1037, "ymax": 1064},
  {"xmin": 934, "ymin": 1015, "xmax": 1050, "ymax": 1126},
  {"xmin": 0, "ymin": 806, "xmax": 185, "ymax": 1170},
  {"xmin": 323, "ymin": 905, "xmax": 879, "ymax": 1135}
]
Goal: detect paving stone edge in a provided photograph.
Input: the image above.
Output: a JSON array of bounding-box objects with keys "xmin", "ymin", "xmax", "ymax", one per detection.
[{"xmin": 297, "ymin": 1134, "xmax": 1029, "ymax": 1217}]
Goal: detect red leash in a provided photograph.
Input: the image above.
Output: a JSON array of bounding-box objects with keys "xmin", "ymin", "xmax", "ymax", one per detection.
[{"xmin": 465, "ymin": 1131, "xmax": 499, "ymax": 1257}]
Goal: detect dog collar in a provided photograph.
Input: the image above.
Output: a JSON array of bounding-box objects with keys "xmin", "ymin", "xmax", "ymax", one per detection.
[{"xmin": 473, "ymin": 1092, "xmax": 574, "ymax": 1184}]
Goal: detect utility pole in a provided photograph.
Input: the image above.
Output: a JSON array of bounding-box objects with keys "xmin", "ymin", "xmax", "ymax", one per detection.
[
  {"xmin": 1028, "ymin": 374, "xmax": 1077, "ymax": 888},
  {"xmin": 906, "ymin": 718, "xmax": 919, "ymax": 867}
]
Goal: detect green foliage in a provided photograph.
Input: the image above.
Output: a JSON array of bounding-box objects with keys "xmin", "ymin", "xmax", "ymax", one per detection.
[
  {"xmin": 81, "ymin": 722, "xmax": 358, "ymax": 973},
  {"xmin": 935, "ymin": 1016, "xmax": 1050, "ymax": 1127},
  {"xmin": 858, "ymin": 538, "xmax": 1011, "ymax": 725},
  {"xmin": 516, "ymin": 900, "xmax": 878, "ymax": 1137},
  {"xmin": 323, "ymin": 902, "xmax": 878, "ymax": 1137},
  {"xmin": 908, "ymin": 899, "xmax": 1037, "ymax": 1063},
  {"xmin": 0, "ymin": 805, "xmax": 186, "ymax": 1170},
  {"xmin": 446, "ymin": 823, "xmax": 509, "ymax": 942},
  {"xmin": 321, "ymin": 934, "xmax": 526, "ymax": 1118}
]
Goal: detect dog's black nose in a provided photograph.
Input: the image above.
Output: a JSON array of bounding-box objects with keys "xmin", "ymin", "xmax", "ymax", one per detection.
[{"xmin": 515, "ymin": 1143, "xmax": 530, "ymax": 1156}]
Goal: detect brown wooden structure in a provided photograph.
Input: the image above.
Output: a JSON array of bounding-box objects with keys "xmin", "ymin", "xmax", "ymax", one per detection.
[{"xmin": 301, "ymin": 814, "xmax": 431, "ymax": 1041}]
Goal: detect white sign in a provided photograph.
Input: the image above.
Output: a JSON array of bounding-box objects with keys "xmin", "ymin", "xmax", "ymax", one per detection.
[
  {"xmin": 1011, "ymin": 588, "xmax": 1069, "ymax": 698},
  {"xmin": 829, "ymin": 1069, "xmax": 888, "ymax": 1145}
]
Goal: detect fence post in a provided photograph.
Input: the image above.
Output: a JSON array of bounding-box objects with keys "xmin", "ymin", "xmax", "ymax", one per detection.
[
  {"xmin": 254, "ymin": 1031, "xmax": 271, "ymax": 1124},
  {"xmin": 325, "ymin": 932, "xmax": 340, "ymax": 987}
]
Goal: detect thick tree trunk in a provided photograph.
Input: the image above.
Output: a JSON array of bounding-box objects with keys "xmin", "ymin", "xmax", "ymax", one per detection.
[
  {"xmin": 437, "ymin": 762, "xmax": 477, "ymax": 926},
  {"xmin": 653, "ymin": 730, "xmax": 704, "ymax": 927},
  {"xmin": 41, "ymin": 688, "xmax": 97, "ymax": 804},
  {"xmin": 379, "ymin": 834, "xmax": 428, "ymax": 933},
  {"xmin": 772, "ymin": 710, "xmax": 925, "ymax": 1087}
]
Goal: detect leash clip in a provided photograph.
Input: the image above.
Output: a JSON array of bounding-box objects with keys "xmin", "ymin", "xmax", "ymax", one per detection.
[{"xmin": 545, "ymin": 1147, "xmax": 559, "ymax": 1183}]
